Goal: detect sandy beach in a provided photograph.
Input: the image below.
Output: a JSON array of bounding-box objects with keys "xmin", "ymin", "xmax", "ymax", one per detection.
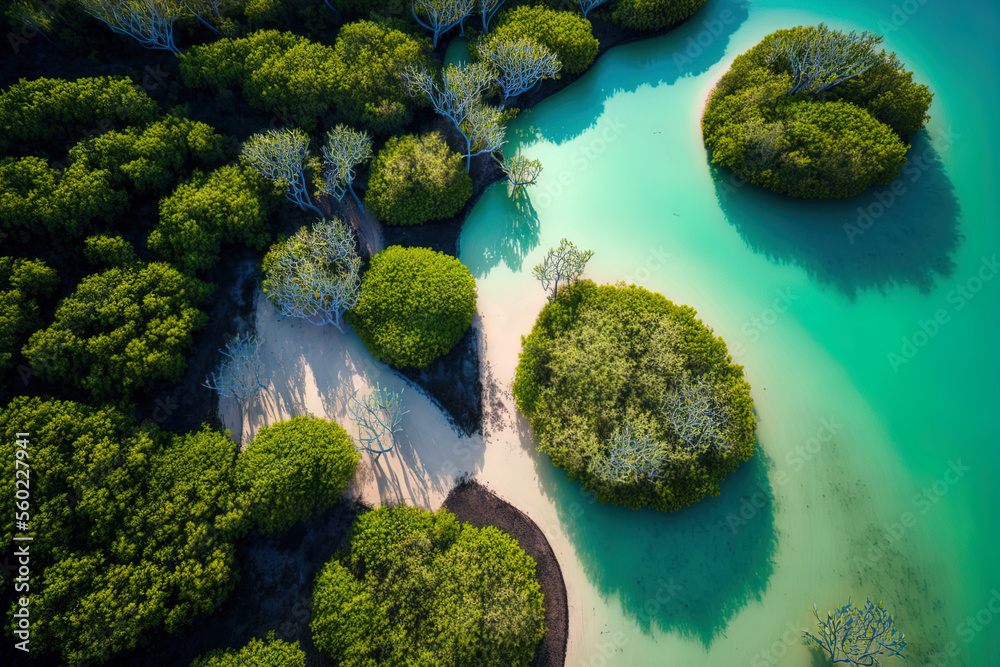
[{"xmin": 220, "ymin": 285, "xmax": 600, "ymax": 661}]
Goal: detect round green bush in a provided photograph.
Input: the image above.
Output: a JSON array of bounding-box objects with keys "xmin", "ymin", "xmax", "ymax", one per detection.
[
  {"xmin": 236, "ymin": 416, "xmax": 360, "ymax": 534},
  {"xmin": 486, "ymin": 5, "xmax": 598, "ymax": 75},
  {"xmin": 346, "ymin": 246, "xmax": 477, "ymax": 369},
  {"xmin": 330, "ymin": 20, "xmax": 435, "ymax": 135},
  {"xmin": 611, "ymin": 0, "xmax": 708, "ymax": 32},
  {"xmin": 702, "ymin": 26, "xmax": 931, "ymax": 199},
  {"xmin": 190, "ymin": 634, "xmax": 305, "ymax": 667},
  {"xmin": 512, "ymin": 280, "xmax": 756, "ymax": 512},
  {"xmin": 310, "ymin": 505, "xmax": 546, "ymax": 667},
  {"xmin": 364, "ymin": 132, "xmax": 472, "ymax": 226}
]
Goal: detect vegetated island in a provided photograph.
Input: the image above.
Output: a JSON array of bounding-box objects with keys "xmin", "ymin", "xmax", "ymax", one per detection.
[
  {"xmin": 513, "ymin": 280, "xmax": 756, "ymax": 512},
  {"xmin": 702, "ymin": 24, "xmax": 932, "ymax": 199}
]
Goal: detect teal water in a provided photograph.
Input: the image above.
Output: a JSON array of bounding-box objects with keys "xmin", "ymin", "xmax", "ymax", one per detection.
[{"xmin": 460, "ymin": 1, "xmax": 1000, "ymax": 664}]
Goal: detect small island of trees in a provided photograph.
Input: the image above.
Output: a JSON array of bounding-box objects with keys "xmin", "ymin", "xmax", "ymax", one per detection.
[
  {"xmin": 513, "ymin": 279, "xmax": 756, "ymax": 512},
  {"xmin": 702, "ymin": 24, "xmax": 933, "ymax": 198}
]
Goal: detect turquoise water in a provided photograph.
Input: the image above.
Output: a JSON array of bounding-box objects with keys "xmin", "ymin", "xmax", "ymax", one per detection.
[{"xmin": 459, "ymin": 0, "xmax": 1000, "ymax": 664}]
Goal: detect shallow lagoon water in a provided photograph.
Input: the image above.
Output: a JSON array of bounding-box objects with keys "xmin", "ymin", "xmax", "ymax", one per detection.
[{"xmin": 459, "ymin": 0, "xmax": 1000, "ymax": 664}]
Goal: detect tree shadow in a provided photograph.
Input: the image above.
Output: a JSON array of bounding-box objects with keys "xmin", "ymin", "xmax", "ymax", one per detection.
[
  {"xmin": 533, "ymin": 432, "xmax": 778, "ymax": 647},
  {"xmin": 529, "ymin": 0, "xmax": 750, "ymax": 146},
  {"xmin": 712, "ymin": 135, "xmax": 963, "ymax": 298},
  {"xmin": 460, "ymin": 186, "xmax": 542, "ymax": 278}
]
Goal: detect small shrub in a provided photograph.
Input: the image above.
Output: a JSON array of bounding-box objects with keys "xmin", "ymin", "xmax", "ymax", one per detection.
[
  {"xmin": 702, "ymin": 26, "xmax": 930, "ymax": 198},
  {"xmin": 365, "ymin": 132, "xmax": 472, "ymax": 226},
  {"xmin": 83, "ymin": 234, "xmax": 139, "ymax": 268},
  {"xmin": 237, "ymin": 416, "xmax": 360, "ymax": 534},
  {"xmin": 68, "ymin": 112, "xmax": 232, "ymax": 196},
  {"xmin": 190, "ymin": 634, "xmax": 305, "ymax": 667},
  {"xmin": 0, "ymin": 156, "xmax": 127, "ymax": 242},
  {"xmin": 346, "ymin": 246, "xmax": 477, "ymax": 369},
  {"xmin": 0, "ymin": 257, "xmax": 58, "ymax": 373}
]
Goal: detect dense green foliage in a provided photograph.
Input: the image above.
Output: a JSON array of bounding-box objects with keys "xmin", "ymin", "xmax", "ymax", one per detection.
[
  {"xmin": 310, "ymin": 505, "xmax": 546, "ymax": 667},
  {"xmin": 190, "ymin": 634, "xmax": 306, "ymax": 667},
  {"xmin": 611, "ymin": 0, "xmax": 708, "ymax": 32},
  {"xmin": 179, "ymin": 30, "xmax": 338, "ymax": 130},
  {"xmin": 512, "ymin": 281, "xmax": 756, "ymax": 511},
  {"xmin": 0, "ymin": 76, "xmax": 159, "ymax": 152},
  {"xmin": 0, "ymin": 397, "xmax": 247, "ymax": 664},
  {"xmin": 236, "ymin": 416, "xmax": 359, "ymax": 535},
  {"xmin": 486, "ymin": 5, "xmax": 598, "ymax": 75},
  {"xmin": 0, "ymin": 156, "xmax": 126, "ymax": 242},
  {"xmin": 22, "ymin": 263, "xmax": 211, "ymax": 402},
  {"xmin": 0, "ymin": 257, "xmax": 58, "ymax": 374},
  {"xmin": 702, "ymin": 26, "xmax": 932, "ymax": 198},
  {"xmin": 330, "ymin": 20, "xmax": 435, "ymax": 135},
  {"xmin": 347, "ymin": 246, "xmax": 477, "ymax": 369},
  {"xmin": 67, "ymin": 112, "xmax": 232, "ymax": 197},
  {"xmin": 365, "ymin": 132, "xmax": 472, "ymax": 226},
  {"xmin": 149, "ymin": 165, "xmax": 278, "ymax": 274},
  {"xmin": 83, "ymin": 234, "xmax": 140, "ymax": 268},
  {"xmin": 1, "ymin": 112, "xmax": 229, "ymax": 244}
]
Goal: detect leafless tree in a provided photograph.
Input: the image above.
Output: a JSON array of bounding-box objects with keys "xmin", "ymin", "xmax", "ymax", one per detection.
[
  {"xmin": 320, "ymin": 124, "xmax": 374, "ymax": 212},
  {"xmin": 241, "ymin": 128, "xmax": 322, "ymax": 216},
  {"xmin": 495, "ymin": 151, "xmax": 542, "ymax": 199},
  {"xmin": 589, "ymin": 422, "xmax": 664, "ymax": 484},
  {"xmin": 532, "ymin": 238, "xmax": 593, "ymax": 299},
  {"xmin": 203, "ymin": 332, "xmax": 267, "ymax": 443},
  {"xmin": 261, "ymin": 219, "xmax": 361, "ymax": 332},
  {"xmin": 478, "ymin": 34, "xmax": 561, "ymax": 104},
  {"xmin": 349, "ymin": 383, "xmax": 408, "ymax": 464},
  {"xmin": 662, "ymin": 375, "xmax": 735, "ymax": 453},
  {"xmin": 769, "ymin": 23, "xmax": 901, "ymax": 95},
  {"xmin": 411, "ymin": 0, "xmax": 474, "ymax": 46},
  {"xmin": 78, "ymin": 0, "xmax": 183, "ymax": 53}
]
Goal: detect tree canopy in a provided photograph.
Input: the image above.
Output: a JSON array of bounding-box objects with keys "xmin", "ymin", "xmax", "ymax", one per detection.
[
  {"xmin": 310, "ymin": 505, "xmax": 546, "ymax": 666},
  {"xmin": 0, "ymin": 397, "xmax": 247, "ymax": 664},
  {"xmin": 190, "ymin": 634, "xmax": 306, "ymax": 667},
  {"xmin": 512, "ymin": 280, "xmax": 756, "ymax": 511},
  {"xmin": 347, "ymin": 246, "xmax": 477, "ymax": 369},
  {"xmin": 22, "ymin": 262, "xmax": 211, "ymax": 402},
  {"xmin": 365, "ymin": 132, "xmax": 472, "ymax": 226},
  {"xmin": 702, "ymin": 26, "xmax": 931, "ymax": 198},
  {"xmin": 330, "ymin": 20, "xmax": 436, "ymax": 135}
]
